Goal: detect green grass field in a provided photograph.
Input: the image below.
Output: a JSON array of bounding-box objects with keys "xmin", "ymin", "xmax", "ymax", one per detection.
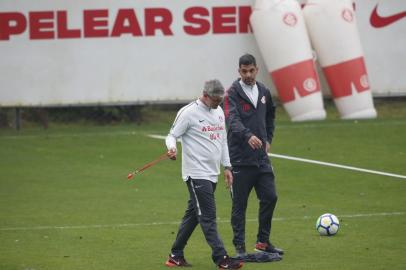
[{"xmin": 1, "ymin": 100, "xmax": 406, "ymax": 270}]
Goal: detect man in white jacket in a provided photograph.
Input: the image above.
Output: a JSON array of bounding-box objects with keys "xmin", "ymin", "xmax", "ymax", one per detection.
[{"xmin": 165, "ymin": 79, "xmax": 243, "ymax": 269}]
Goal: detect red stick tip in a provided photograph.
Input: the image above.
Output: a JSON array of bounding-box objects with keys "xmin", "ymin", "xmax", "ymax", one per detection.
[{"xmin": 127, "ymin": 173, "xmax": 134, "ymax": 179}]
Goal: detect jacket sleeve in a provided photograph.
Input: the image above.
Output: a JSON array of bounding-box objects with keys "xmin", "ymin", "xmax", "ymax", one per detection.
[
  {"xmin": 165, "ymin": 108, "xmax": 189, "ymax": 150},
  {"xmin": 265, "ymin": 90, "xmax": 276, "ymax": 144},
  {"xmin": 224, "ymin": 89, "xmax": 253, "ymax": 142}
]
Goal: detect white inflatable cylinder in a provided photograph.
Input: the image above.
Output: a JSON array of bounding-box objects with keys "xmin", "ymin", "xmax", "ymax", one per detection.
[
  {"xmin": 303, "ymin": 0, "xmax": 377, "ymax": 119},
  {"xmin": 250, "ymin": 0, "xmax": 326, "ymax": 121}
]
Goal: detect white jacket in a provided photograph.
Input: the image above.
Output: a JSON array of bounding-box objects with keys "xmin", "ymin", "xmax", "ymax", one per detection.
[{"xmin": 166, "ymin": 99, "xmax": 231, "ymax": 182}]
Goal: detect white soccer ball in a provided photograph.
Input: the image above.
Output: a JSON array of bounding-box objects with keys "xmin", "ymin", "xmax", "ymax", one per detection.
[{"xmin": 316, "ymin": 213, "xmax": 340, "ymax": 236}]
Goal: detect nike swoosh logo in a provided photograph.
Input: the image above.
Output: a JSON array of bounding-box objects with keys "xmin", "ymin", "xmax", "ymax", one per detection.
[
  {"xmin": 370, "ymin": 5, "xmax": 406, "ymax": 28},
  {"xmin": 199, "ymin": 120, "xmax": 205, "ymax": 122},
  {"xmin": 170, "ymin": 256, "xmax": 181, "ymax": 265}
]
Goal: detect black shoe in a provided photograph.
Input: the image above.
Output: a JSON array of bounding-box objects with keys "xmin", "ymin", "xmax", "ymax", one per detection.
[
  {"xmin": 255, "ymin": 242, "xmax": 284, "ymax": 255},
  {"xmin": 218, "ymin": 255, "xmax": 244, "ymax": 269},
  {"xmin": 244, "ymin": 252, "xmax": 283, "ymax": 262},
  {"xmin": 165, "ymin": 254, "xmax": 192, "ymax": 267},
  {"xmin": 235, "ymin": 244, "xmax": 247, "ymax": 258}
]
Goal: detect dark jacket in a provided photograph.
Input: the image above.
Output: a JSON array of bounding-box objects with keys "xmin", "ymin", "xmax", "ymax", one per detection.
[{"xmin": 223, "ymin": 79, "xmax": 276, "ymax": 166}]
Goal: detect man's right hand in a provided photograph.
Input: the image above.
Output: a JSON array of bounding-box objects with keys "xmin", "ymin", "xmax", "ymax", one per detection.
[
  {"xmin": 248, "ymin": 135, "xmax": 263, "ymax": 150},
  {"xmin": 224, "ymin": 169, "xmax": 233, "ymax": 189},
  {"xmin": 167, "ymin": 148, "xmax": 177, "ymax": 160}
]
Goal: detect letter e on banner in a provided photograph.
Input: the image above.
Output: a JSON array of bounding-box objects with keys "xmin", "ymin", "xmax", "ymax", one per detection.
[
  {"xmin": 29, "ymin": 11, "xmax": 55, "ymax": 39},
  {"xmin": 84, "ymin": 9, "xmax": 109, "ymax": 38},
  {"xmin": 212, "ymin": 7, "xmax": 236, "ymax": 34}
]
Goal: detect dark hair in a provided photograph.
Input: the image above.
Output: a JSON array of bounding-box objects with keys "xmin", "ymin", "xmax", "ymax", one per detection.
[{"xmin": 239, "ymin": 53, "xmax": 256, "ymax": 67}]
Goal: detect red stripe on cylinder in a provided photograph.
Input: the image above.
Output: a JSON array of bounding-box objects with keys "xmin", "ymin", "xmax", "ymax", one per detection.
[
  {"xmin": 270, "ymin": 59, "xmax": 320, "ymax": 103},
  {"xmin": 322, "ymin": 57, "xmax": 370, "ymax": 98}
]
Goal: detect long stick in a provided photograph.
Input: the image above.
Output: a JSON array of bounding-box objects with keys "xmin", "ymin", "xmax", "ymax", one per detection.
[{"xmin": 127, "ymin": 152, "xmax": 169, "ymax": 180}]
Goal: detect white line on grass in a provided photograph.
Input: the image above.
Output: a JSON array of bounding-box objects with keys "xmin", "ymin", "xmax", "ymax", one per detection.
[
  {"xmin": 276, "ymin": 120, "xmax": 406, "ymax": 129},
  {"xmin": 147, "ymin": 134, "xmax": 406, "ymax": 180},
  {"xmin": 0, "ymin": 212, "xmax": 403, "ymax": 231},
  {"xmin": 147, "ymin": 134, "xmax": 169, "ymax": 140},
  {"xmin": 269, "ymin": 153, "xmax": 406, "ymax": 180}
]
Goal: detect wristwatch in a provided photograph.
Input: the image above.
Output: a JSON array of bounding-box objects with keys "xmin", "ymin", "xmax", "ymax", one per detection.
[{"xmin": 224, "ymin": 166, "xmax": 233, "ymax": 171}]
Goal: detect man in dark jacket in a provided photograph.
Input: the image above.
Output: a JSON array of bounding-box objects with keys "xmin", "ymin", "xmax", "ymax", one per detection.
[{"xmin": 223, "ymin": 54, "xmax": 284, "ymax": 258}]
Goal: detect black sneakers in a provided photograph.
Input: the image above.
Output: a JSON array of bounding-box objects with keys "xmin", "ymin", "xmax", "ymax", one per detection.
[
  {"xmin": 165, "ymin": 253, "xmax": 243, "ymax": 268},
  {"xmin": 165, "ymin": 254, "xmax": 192, "ymax": 267},
  {"xmin": 217, "ymin": 255, "xmax": 243, "ymax": 269},
  {"xmin": 242, "ymin": 252, "xmax": 282, "ymax": 262},
  {"xmin": 254, "ymin": 242, "xmax": 284, "ymax": 255},
  {"xmin": 235, "ymin": 244, "xmax": 247, "ymax": 258}
]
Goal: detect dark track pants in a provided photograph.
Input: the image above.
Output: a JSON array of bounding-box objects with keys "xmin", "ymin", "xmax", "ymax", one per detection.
[
  {"xmin": 171, "ymin": 178, "xmax": 227, "ymax": 263},
  {"xmin": 231, "ymin": 165, "xmax": 278, "ymax": 247}
]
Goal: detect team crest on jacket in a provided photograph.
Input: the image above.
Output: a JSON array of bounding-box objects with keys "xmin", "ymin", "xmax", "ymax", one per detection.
[
  {"xmin": 261, "ymin": 96, "xmax": 266, "ymax": 104},
  {"xmin": 240, "ymin": 100, "xmax": 251, "ymax": 112},
  {"xmin": 219, "ymin": 115, "xmax": 224, "ymax": 122}
]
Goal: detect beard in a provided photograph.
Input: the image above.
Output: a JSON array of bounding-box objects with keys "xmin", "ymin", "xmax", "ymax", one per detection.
[{"xmin": 242, "ymin": 78, "xmax": 255, "ymax": 85}]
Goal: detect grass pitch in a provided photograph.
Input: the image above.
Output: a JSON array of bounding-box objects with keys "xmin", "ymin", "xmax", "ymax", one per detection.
[{"xmin": 1, "ymin": 100, "xmax": 405, "ymax": 270}]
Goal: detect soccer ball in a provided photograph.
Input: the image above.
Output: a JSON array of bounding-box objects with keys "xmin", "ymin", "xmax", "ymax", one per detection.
[{"xmin": 316, "ymin": 213, "xmax": 340, "ymax": 236}]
